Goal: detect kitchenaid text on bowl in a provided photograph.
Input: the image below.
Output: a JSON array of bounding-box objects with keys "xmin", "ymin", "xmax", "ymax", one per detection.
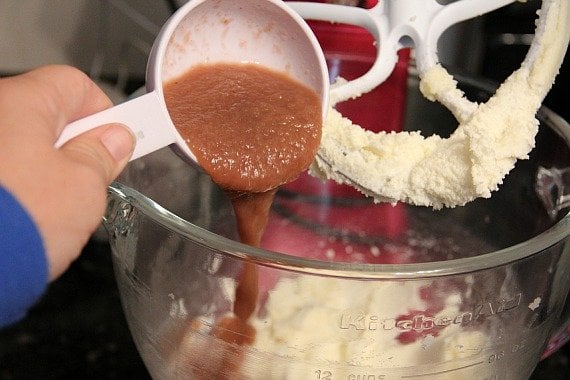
[{"xmin": 340, "ymin": 293, "xmax": 522, "ymax": 332}]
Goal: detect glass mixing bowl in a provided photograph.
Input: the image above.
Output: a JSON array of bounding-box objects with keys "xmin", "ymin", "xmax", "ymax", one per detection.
[{"xmin": 104, "ymin": 25, "xmax": 570, "ymax": 380}]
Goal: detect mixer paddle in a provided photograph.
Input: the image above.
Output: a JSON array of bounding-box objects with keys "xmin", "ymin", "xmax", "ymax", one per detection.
[
  {"xmin": 293, "ymin": 0, "xmax": 570, "ymax": 209},
  {"xmin": 288, "ymin": 0, "xmax": 517, "ymax": 104}
]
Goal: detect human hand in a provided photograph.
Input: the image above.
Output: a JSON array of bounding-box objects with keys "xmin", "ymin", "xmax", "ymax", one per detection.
[{"xmin": 0, "ymin": 65, "xmax": 135, "ymax": 280}]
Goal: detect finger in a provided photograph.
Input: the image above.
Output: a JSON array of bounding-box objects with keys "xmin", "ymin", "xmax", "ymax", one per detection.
[
  {"xmin": 0, "ymin": 65, "xmax": 113, "ymax": 144},
  {"xmin": 60, "ymin": 123, "xmax": 135, "ymax": 183}
]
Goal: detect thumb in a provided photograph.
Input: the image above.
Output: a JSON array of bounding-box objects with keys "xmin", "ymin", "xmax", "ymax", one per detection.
[{"xmin": 60, "ymin": 123, "xmax": 135, "ymax": 182}]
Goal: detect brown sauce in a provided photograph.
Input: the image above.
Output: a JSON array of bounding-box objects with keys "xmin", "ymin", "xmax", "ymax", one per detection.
[
  {"xmin": 164, "ymin": 62, "xmax": 322, "ymax": 193},
  {"xmin": 163, "ymin": 62, "xmax": 322, "ymax": 376}
]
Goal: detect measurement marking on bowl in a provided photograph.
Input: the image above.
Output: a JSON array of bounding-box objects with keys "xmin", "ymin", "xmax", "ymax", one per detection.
[{"xmin": 400, "ymin": 361, "xmax": 486, "ymax": 378}]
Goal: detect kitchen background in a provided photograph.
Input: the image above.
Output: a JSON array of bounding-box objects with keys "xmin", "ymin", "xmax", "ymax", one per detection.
[{"xmin": 0, "ymin": 0, "xmax": 568, "ymax": 378}]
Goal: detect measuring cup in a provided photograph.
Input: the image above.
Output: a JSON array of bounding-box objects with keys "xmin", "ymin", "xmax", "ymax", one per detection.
[{"xmin": 55, "ymin": 0, "xmax": 329, "ymax": 162}]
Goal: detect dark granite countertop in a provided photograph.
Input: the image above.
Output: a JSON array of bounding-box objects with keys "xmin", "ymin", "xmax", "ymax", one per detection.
[
  {"xmin": 1, "ymin": 240, "xmax": 569, "ymax": 379},
  {"xmin": 0, "ymin": 241, "xmax": 151, "ymax": 379}
]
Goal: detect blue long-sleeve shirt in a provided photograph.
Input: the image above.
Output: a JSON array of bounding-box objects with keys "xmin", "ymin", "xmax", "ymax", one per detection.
[{"xmin": 0, "ymin": 184, "xmax": 48, "ymax": 327}]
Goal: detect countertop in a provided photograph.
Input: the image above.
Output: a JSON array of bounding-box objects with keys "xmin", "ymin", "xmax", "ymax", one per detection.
[
  {"xmin": 0, "ymin": 241, "xmax": 151, "ymax": 379},
  {"xmin": 1, "ymin": 240, "xmax": 569, "ymax": 379}
]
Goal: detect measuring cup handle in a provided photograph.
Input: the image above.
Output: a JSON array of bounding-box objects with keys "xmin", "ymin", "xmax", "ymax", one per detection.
[{"xmin": 55, "ymin": 91, "xmax": 176, "ymax": 161}]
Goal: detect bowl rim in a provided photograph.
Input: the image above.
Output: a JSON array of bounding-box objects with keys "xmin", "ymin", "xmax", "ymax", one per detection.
[{"xmin": 107, "ymin": 74, "xmax": 570, "ymax": 280}]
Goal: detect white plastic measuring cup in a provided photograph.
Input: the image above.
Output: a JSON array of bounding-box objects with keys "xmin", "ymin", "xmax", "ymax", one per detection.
[{"xmin": 56, "ymin": 0, "xmax": 329, "ymax": 162}]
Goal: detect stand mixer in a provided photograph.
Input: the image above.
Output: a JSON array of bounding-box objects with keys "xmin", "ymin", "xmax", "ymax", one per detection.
[{"xmin": 98, "ymin": 0, "xmax": 570, "ymax": 378}]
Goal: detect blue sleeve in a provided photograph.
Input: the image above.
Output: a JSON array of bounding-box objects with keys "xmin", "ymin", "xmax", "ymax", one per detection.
[{"xmin": 0, "ymin": 184, "xmax": 48, "ymax": 328}]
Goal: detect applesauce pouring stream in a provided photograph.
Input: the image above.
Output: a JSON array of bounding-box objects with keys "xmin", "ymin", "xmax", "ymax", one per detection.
[{"xmin": 163, "ymin": 62, "xmax": 323, "ymax": 375}]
